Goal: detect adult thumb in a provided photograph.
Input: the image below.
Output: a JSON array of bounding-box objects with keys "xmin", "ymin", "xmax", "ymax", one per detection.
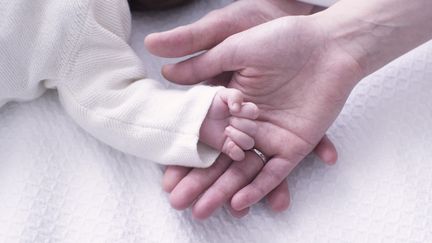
[
  {"xmin": 162, "ymin": 40, "xmax": 238, "ymax": 85},
  {"xmin": 145, "ymin": 8, "xmax": 238, "ymax": 58}
]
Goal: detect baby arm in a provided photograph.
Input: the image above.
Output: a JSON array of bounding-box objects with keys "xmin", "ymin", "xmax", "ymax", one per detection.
[
  {"xmin": 0, "ymin": 0, "xmax": 255, "ymax": 167},
  {"xmin": 52, "ymin": 0, "xmax": 256, "ymax": 167}
]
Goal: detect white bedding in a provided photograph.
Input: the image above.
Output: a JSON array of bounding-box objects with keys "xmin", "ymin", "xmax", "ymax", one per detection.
[{"xmin": 0, "ymin": 0, "xmax": 431, "ymax": 242}]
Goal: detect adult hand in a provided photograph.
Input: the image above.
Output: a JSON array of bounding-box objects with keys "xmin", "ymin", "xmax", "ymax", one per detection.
[
  {"xmin": 145, "ymin": 0, "xmax": 314, "ymax": 58},
  {"xmin": 146, "ymin": 0, "xmax": 338, "ymax": 217},
  {"xmin": 149, "ymin": 0, "xmax": 432, "ymax": 216},
  {"xmin": 148, "ymin": 15, "xmax": 362, "ymax": 211},
  {"xmin": 163, "ymin": 136, "xmax": 336, "ymax": 219}
]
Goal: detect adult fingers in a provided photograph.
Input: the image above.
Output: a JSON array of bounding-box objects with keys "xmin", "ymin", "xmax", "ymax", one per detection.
[
  {"xmin": 231, "ymin": 157, "xmax": 295, "ymax": 211},
  {"xmin": 314, "ymin": 135, "xmax": 338, "ymax": 165},
  {"xmin": 264, "ymin": 136, "xmax": 337, "ymax": 212},
  {"xmin": 163, "ymin": 166, "xmax": 191, "ymax": 192},
  {"xmin": 191, "ymin": 152, "xmax": 264, "ymax": 219},
  {"xmin": 264, "ymin": 136, "xmax": 336, "ymax": 212},
  {"xmin": 161, "ymin": 38, "xmax": 239, "ymax": 85},
  {"xmin": 265, "ymin": 179, "xmax": 290, "ymax": 212},
  {"xmin": 169, "ymin": 154, "xmax": 232, "ymax": 210},
  {"xmin": 232, "ymin": 135, "xmax": 337, "ymax": 211},
  {"xmin": 144, "ymin": 2, "xmax": 248, "ymax": 58},
  {"xmin": 225, "ymin": 203, "xmax": 250, "ymax": 219}
]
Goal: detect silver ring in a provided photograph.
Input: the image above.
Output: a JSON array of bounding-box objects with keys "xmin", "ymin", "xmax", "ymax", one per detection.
[{"xmin": 251, "ymin": 148, "xmax": 268, "ymax": 164}]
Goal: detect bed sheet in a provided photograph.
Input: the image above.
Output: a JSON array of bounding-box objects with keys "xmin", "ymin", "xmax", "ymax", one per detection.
[{"xmin": 0, "ymin": 0, "xmax": 431, "ymax": 242}]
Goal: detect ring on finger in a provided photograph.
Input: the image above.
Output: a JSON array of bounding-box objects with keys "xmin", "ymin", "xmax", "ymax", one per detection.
[{"xmin": 250, "ymin": 148, "xmax": 268, "ymax": 165}]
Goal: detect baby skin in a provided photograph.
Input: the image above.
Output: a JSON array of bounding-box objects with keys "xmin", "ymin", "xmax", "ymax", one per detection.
[{"xmin": 202, "ymin": 88, "xmax": 259, "ymax": 162}]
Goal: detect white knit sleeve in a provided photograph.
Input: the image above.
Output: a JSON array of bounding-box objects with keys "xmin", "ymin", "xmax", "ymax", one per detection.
[
  {"xmin": 53, "ymin": 0, "xmax": 221, "ymax": 167},
  {"xmin": 0, "ymin": 0, "xmax": 85, "ymax": 106}
]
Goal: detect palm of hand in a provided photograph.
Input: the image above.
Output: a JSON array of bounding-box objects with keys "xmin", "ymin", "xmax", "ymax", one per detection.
[{"xmin": 223, "ymin": 17, "xmax": 362, "ymax": 166}]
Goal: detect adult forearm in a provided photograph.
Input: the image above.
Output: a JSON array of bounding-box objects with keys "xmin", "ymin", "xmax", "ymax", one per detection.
[{"xmin": 316, "ymin": 0, "xmax": 432, "ymax": 77}]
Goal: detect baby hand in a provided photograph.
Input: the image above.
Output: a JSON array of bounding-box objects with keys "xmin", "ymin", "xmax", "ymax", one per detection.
[{"xmin": 200, "ymin": 88, "xmax": 259, "ymax": 161}]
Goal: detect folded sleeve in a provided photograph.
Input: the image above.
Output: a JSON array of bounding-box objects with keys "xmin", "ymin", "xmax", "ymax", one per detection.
[{"xmin": 53, "ymin": 0, "xmax": 221, "ymax": 167}]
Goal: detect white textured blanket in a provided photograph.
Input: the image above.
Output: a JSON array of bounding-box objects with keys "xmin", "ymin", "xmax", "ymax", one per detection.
[{"xmin": 0, "ymin": 0, "xmax": 431, "ymax": 242}]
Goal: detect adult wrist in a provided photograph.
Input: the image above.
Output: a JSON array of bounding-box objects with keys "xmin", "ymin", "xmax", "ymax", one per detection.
[
  {"xmin": 312, "ymin": 5, "xmax": 376, "ymax": 78},
  {"xmin": 313, "ymin": 0, "xmax": 432, "ymax": 76},
  {"xmin": 292, "ymin": 13, "xmax": 366, "ymax": 87}
]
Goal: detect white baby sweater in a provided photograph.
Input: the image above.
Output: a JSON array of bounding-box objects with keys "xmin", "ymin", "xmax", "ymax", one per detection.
[{"xmin": 0, "ymin": 0, "xmax": 221, "ymax": 167}]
